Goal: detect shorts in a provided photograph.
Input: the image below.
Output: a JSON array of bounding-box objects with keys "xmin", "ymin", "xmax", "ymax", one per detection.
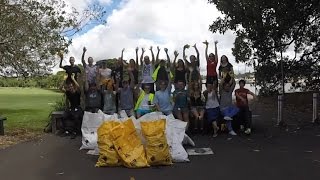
[
  {"xmin": 161, "ymin": 110, "xmax": 173, "ymax": 116},
  {"xmin": 191, "ymin": 106, "xmax": 204, "ymax": 112},
  {"xmin": 173, "ymin": 107, "xmax": 189, "ymax": 115},
  {"xmin": 136, "ymin": 109, "xmax": 152, "ymax": 116},
  {"xmin": 205, "ymin": 107, "xmax": 220, "ymax": 123},
  {"xmin": 221, "ymin": 106, "xmax": 239, "ymax": 119},
  {"xmin": 206, "ymin": 76, "xmax": 218, "ymax": 85}
]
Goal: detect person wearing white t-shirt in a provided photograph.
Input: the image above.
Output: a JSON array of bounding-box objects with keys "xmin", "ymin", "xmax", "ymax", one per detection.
[{"xmin": 203, "ymin": 83, "xmax": 220, "ymax": 137}]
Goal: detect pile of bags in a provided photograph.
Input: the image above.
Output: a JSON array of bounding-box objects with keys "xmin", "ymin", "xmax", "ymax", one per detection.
[{"xmin": 80, "ymin": 111, "xmax": 194, "ymax": 168}]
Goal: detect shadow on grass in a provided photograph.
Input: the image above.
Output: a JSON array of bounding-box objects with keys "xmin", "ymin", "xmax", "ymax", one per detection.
[
  {"xmin": 0, "ymin": 108, "xmax": 40, "ymax": 114},
  {"xmin": 43, "ymin": 88, "xmax": 63, "ymax": 93}
]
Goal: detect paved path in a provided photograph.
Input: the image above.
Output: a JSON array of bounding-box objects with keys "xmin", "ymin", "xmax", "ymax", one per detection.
[{"xmin": 0, "ymin": 120, "xmax": 319, "ymax": 180}]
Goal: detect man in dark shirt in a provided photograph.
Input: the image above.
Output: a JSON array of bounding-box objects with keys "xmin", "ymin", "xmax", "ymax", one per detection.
[
  {"xmin": 61, "ymin": 75, "xmax": 83, "ymax": 139},
  {"xmin": 235, "ymin": 79, "xmax": 256, "ymax": 135},
  {"xmin": 59, "ymin": 53, "xmax": 81, "ymax": 83}
]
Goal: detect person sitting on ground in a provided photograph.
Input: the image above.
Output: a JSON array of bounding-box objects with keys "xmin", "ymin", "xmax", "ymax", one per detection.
[
  {"xmin": 102, "ymin": 79, "xmax": 117, "ymax": 115},
  {"xmin": 134, "ymin": 84, "xmax": 155, "ymax": 118},
  {"xmin": 59, "ymin": 52, "xmax": 81, "ymax": 83},
  {"xmin": 140, "ymin": 47, "xmax": 155, "ymax": 93},
  {"xmin": 189, "ymin": 81, "xmax": 205, "ymax": 132},
  {"xmin": 219, "ymin": 75, "xmax": 238, "ymax": 136},
  {"xmin": 152, "ymin": 47, "xmax": 173, "ymax": 90},
  {"xmin": 60, "ymin": 74, "xmax": 83, "ymax": 139},
  {"xmin": 173, "ymin": 80, "xmax": 190, "ymax": 128},
  {"xmin": 84, "ymin": 82, "xmax": 101, "ymax": 113},
  {"xmin": 117, "ymin": 68, "xmax": 135, "ymax": 117},
  {"xmin": 235, "ymin": 79, "xmax": 256, "ymax": 135},
  {"xmin": 219, "ymin": 55, "xmax": 234, "ymax": 85},
  {"xmin": 183, "ymin": 44, "xmax": 201, "ymax": 86},
  {"xmin": 154, "ymin": 71, "xmax": 173, "ymax": 116},
  {"xmin": 81, "ymin": 47, "xmax": 97, "ymax": 87},
  {"xmin": 203, "ymin": 40, "xmax": 218, "ymax": 86},
  {"xmin": 203, "ymin": 83, "xmax": 220, "ymax": 137}
]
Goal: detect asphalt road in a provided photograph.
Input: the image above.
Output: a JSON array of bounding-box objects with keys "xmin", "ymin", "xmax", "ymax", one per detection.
[{"xmin": 0, "ymin": 121, "xmax": 319, "ymax": 180}]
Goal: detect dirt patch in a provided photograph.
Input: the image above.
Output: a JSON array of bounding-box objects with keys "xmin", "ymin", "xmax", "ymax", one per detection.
[{"xmin": 0, "ymin": 129, "xmax": 42, "ymax": 149}]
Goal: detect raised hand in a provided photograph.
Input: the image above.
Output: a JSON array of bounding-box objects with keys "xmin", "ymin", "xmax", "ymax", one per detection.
[
  {"xmin": 58, "ymin": 50, "xmax": 64, "ymax": 59},
  {"xmin": 83, "ymin": 47, "xmax": 87, "ymax": 53},
  {"xmin": 214, "ymin": 40, "xmax": 218, "ymax": 45},
  {"xmin": 164, "ymin": 48, "xmax": 168, "ymax": 53},
  {"xmin": 184, "ymin": 44, "xmax": 190, "ymax": 49},
  {"xmin": 122, "ymin": 48, "xmax": 125, "ymax": 52},
  {"xmin": 135, "ymin": 47, "xmax": 139, "ymax": 52},
  {"xmin": 149, "ymin": 46, "xmax": 153, "ymax": 51},
  {"xmin": 157, "ymin": 46, "xmax": 160, "ymax": 51},
  {"xmin": 142, "ymin": 48, "xmax": 145, "ymax": 53},
  {"xmin": 203, "ymin": 40, "xmax": 209, "ymax": 45},
  {"xmin": 192, "ymin": 43, "xmax": 197, "ymax": 48},
  {"xmin": 174, "ymin": 50, "xmax": 179, "ymax": 57}
]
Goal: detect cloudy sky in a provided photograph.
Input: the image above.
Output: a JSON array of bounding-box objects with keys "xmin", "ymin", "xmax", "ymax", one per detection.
[{"xmin": 61, "ymin": 0, "xmax": 251, "ymax": 74}]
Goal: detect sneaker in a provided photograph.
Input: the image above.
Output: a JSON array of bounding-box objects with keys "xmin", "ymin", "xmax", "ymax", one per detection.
[
  {"xmin": 245, "ymin": 128, "xmax": 251, "ymax": 135},
  {"xmin": 229, "ymin": 130, "xmax": 237, "ymax": 136},
  {"xmin": 59, "ymin": 131, "xmax": 70, "ymax": 137},
  {"xmin": 224, "ymin": 116, "xmax": 233, "ymax": 121}
]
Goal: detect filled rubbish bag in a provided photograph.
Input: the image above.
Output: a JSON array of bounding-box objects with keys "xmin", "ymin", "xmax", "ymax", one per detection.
[
  {"xmin": 110, "ymin": 119, "xmax": 149, "ymax": 168},
  {"xmin": 80, "ymin": 110, "xmax": 118, "ymax": 150},
  {"xmin": 140, "ymin": 119, "xmax": 172, "ymax": 165},
  {"xmin": 96, "ymin": 121, "xmax": 122, "ymax": 167}
]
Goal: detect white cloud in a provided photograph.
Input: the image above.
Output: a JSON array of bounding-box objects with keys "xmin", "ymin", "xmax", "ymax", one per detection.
[{"xmin": 60, "ymin": 0, "xmax": 251, "ymax": 74}]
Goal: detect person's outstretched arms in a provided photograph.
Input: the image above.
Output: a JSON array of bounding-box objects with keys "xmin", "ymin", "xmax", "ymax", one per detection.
[
  {"xmin": 172, "ymin": 50, "xmax": 179, "ymax": 69},
  {"xmin": 81, "ymin": 47, "xmax": 87, "ymax": 68},
  {"xmin": 121, "ymin": 48, "xmax": 125, "ymax": 61},
  {"xmin": 156, "ymin": 46, "xmax": 160, "ymax": 64},
  {"xmin": 214, "ymin": 41, "xmax": 218, "ymax": 63},
  {"xmin": 135, "ymin": 47, "xmax": 139, "ymax": 69},
  {"xmin": 164, "ymin": 48, "xmax": 170, "ymax": 67},
  {"xmin": 150, "ymin": 46, "xmax": 155, "ymax": 65},
  {"xmin": 183, "ymin": 44, "xmax": 191, "ymax": 67},
  {"xmin": 193, "ymin": 43, "xmax": 200, "ymax": 67},
  {"xmin": 203, "ymin": 40, "xmax": 209, "ymax": 62},
  {"xmin": 59, "ymin": 52, "xmax": 64, "ymax": 68},
  {"xmin": 140, "ymin": 47, "xmax": 145, "ymax": 67}
]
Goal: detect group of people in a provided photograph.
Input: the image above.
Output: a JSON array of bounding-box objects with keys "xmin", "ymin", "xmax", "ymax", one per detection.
[{"xmin": 58, "ymin": 41, "xmax": 255, "ymax": 138}]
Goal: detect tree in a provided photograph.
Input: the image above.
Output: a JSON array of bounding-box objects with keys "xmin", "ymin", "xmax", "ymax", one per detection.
[
  {"xmin": 208, "ymin": 0, "xmax": 320, "ymax": 95},
  {"xmin": 0, "ymin": 0, "xmax": 106, "ymax": 78}
]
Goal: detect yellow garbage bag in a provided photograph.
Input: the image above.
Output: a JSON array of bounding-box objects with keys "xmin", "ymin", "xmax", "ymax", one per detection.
[
  {"xmin": 96, "ymin": 121, "xmax": 121, "ymax": 167},
  {"xmin": 111, "ymin": 119, "xmax": 149, "ymax": 168},
  {"xmin": 140, "ymin": 119, "xmax": 172, "ymax": 166}
]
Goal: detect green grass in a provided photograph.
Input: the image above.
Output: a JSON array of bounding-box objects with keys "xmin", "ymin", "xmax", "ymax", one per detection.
[{"xmin": 0, "ymin": 87, "xmax": 62, "ymax": 132}]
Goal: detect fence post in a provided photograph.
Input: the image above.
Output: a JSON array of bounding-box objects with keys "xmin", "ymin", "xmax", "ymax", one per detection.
[
  {"xmin": 277, "ymin": 95, "xmax": 284, "ymax": 125},
  {"xmin": 312, "ymin": 93, "xmax": 318, "ymax": 123}
]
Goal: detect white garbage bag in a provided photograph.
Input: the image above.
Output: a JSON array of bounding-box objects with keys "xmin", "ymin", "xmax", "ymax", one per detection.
[
  {"xmin": 80, "ymin": 110, "xmax": 119, "ymax": 150},
  {"xmin": 166, "ymin": 116, "xmax": 190, "ymax": 162}
]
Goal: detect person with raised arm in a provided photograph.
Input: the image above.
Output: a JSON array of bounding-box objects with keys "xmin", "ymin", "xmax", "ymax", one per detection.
[
  {"xmin": 81, "ymin": 47, "xmax": 97, "ymax": 87},
  {"xmin": 203, "ymin": 40, "xmax": 218, "ymax": 86},
  {"xmin": 59, "ymin": 52, "xmax": 81, "ymax": 83},
  {"xmin": 60, "ymin": 74, "xmax": 83, "ymax": 139},
  {"xmin": 172, "ymin": 50, "xmax": 187, "ymax": 86},
  {"xmin": 183, "ymin": 44, "xmax": 201, "ymax": 86},
  {"xmin": 140, "ymin": 46, "xmax": 155, "ymax": 93},
  {"xmin": 152, "ymin": 47, "xmax": 173, "ymax": 90}
]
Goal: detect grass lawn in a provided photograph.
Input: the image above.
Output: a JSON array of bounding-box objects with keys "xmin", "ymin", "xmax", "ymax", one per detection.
[{"xmin": 0, "ymin": 87, "xmax": 62, "ymax": 132}]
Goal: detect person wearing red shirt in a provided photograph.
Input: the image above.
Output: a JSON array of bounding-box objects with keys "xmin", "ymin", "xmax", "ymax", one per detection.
[
  {"xmin": 203, "ymin": 40, "xmax": 218, "ymax": 86},
  {"xmin": 235, "ymin": 79, "xmax": 256, "ymax": 135}
]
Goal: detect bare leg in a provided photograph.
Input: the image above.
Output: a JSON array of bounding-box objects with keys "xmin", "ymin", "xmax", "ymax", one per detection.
[
  {"xmin": 212, "ymin": 121, "xmax": 219, "ymax": 137},
  {"xmin": 183, "ymin": 111, "xmax": 190, "ymax": 130},
  {"xmin": 191, "ymin": 108, "xmax": 199, "ymax": 130},
  {"xmin": 199, "ymin": 109, "xmax": 205, "ymax": 131}
]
